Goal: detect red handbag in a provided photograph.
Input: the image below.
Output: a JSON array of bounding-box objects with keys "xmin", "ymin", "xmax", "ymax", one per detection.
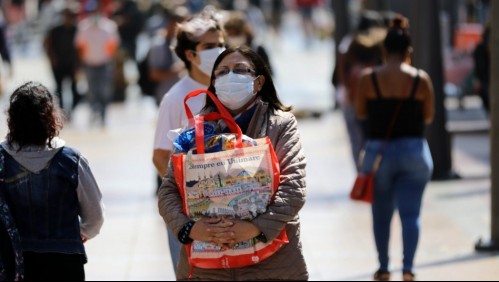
[
  {"xmin": 350, "ymin": 172, "xmax": 375, "ymax": 203},
  {"xmin": 350, "ymin": 154, "xmax": 381, "ymax": 204}
]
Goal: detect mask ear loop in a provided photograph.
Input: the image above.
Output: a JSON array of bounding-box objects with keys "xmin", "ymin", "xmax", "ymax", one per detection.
[{"xmin": 253, "ymin": 75, "xmax": 262, "ymax": 95}]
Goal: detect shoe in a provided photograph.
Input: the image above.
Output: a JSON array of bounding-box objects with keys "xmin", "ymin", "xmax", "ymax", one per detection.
[
  {"xmin": 373, "ymin": 270, "xmax": 391, "ymax": 281},
  {"xmin": 403, "ymin": 271, "xmax": 415, "ymax": 281}
]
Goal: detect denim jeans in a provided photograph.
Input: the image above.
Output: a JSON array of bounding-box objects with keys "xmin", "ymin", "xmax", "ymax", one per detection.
[{"xmin": 361, "ymin": 138, "xmax": 433, "ymax": 273}]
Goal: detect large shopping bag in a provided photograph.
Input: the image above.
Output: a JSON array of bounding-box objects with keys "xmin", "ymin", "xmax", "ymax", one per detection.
[{"xmin": 171, "ymin": 89, "xmax": 288, "ymax": 269}]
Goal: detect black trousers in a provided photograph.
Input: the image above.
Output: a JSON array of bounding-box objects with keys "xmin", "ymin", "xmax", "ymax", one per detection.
[
  {"xmin": 52, "ymin": 67, "xmax": 80, "ymax": 111},
  {"xmin": 23, "ymin": 252, "xmax": 86, "ymax": 281}
]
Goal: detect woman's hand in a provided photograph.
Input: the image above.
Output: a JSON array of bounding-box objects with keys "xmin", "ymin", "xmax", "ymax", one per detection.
[
  {"xmin": 189, "ymin": 217, "xmax": 234, "ymax": 245},
  {"xmin": 189, "ymin": 217, "xmax": 261, "ymax": 249},
  {"xmin": 210, "ymin": 218, "xmax": 261, "ymax": 248},
  {"xmin": 81, "ymin": 233, "xmax": 88, "ymax": 243}
]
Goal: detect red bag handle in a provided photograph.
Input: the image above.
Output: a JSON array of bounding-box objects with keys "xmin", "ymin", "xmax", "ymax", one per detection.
[{"xmin": 185, "ymin": 89, "xmax": 243, "ymax": 154}]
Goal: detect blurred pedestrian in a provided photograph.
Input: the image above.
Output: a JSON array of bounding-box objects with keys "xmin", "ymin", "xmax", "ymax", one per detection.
[
  {"xmin": 472, "ymin": 24, "xmax": 490, "ymax": 113},
  {"xmin": 147, "ymin": 7, "xmax": 186, "ymax": 106},
  {"xmin": 110, "ymin": 0, "xmax": 144, "ymax": 102},
  {"xmin": 356, "ymin": 16, "xmax": 434, "ymax": 281},
  {"xmin": 232, "ymin": 0, "xmax": 267, "ymax": 43},
  {"xmin": 75, "ymin": 0, "xmax": 120, "ymax": 127},
  {"xmin": 0, "ymin": 81, "xmax": 104, "ymax": 281},
  {"xmin": 0, "ymin": 11, "xmax": 13, "ymax": 97},
  {"xmin": 295, "ymin": 0, "xmax": 321, "ymax": 47},
  {"xmin": 158, "ymin": 46, "xmax": 308, "ymax": 281},
  {"xmin": 333, "ymin": 11, "xmax": 385, "ymax": 171},
  {"xmin": 111, "ymin": 0, "xmax": 143, "ymax": 61},
  {"xmin": 44, "ymin": 7, "xmax": 81, "ymax": 116},
  {"xmin": 223, "ymin": 11, "xmax": 273, "ymax": 75},
  {"xmin": 152, "ymin": 11, "xmax": 225, "ymax": 274}
]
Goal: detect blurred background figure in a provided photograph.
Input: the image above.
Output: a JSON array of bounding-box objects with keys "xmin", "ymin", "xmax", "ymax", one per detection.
[
  {"xmin": 0, "ymin": 10, "xmax": 13, "ymax": 97},
  {"xmin": 472, "ymin": 24, "xmax": 490, "ymax": 113},
  {"xmin": 232, "ymin": 0, "xmax": 267, "ymax": 45},
  {"xmin": 267, "ymin": 0, "xmax": 284, "ymax": 36},
  {"xmin": 146, "ymin": 6, "xmax": 187, "ymax": 106},
  {"xmin": 43, "ymin": 6, "xmax": 81, "ymax": 117},
  {"xmin": 111, "ymin": 0, "xmax": 143, "ymax": 62},
  {"xmin": 223, "ymin": 11, "xmax": 273, "ymax": 75},
  {"xmin": 110, "ymin": 0, "xmax": 144, "ymax": 102},
  {"xmin": 143, "ymin": 2, "xmax": 167, "ymax": 38},
  {"xmin": 294, "ymin": 0, "xmax": 322, "ymax": 48},
  {"xmin": 355, "ymin": 15, "xmax": 434, "ymax": 281},
  {"xmin": 37, "ymin": 0, "xmax": 65, "ymax": 36},
  {"xmin": 75, "ymin": 0, "xmax": 120, "ymax": 127},
  {"xmin": 332, "ymin": 10, "xmax": 386, "ymax": 171},
  {"xmin": 4, "ymin": 0, "xmax": 29, "ymax": 52}
]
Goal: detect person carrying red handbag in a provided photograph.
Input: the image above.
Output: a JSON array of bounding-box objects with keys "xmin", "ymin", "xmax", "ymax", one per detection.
[{"xmin": 355, "ymin": 15, "xmax": 435, "ymax": 282}]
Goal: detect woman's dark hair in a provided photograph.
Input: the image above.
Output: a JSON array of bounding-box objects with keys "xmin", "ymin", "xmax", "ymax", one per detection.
[
  {"xmin": 383, "ymin": 15, "xmax": 411, "ymax": 56},
  {"xmin": 206, "ymin": 46, "xmax": 291, "ymax": 112},
  {"xmin": 6, "ymin": 81, "xmax": 63, "ymax": 150}
]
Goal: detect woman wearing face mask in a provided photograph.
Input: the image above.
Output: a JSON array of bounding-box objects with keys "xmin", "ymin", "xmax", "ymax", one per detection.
[{"xmin": 158, "ymin": 46, "xmax": 308, "ymax": 280}]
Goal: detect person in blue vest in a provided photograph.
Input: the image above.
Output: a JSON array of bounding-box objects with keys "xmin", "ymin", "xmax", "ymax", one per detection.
[{"xmin": 0, "ymin": 82, "xmax": 104, "ymax": 281}]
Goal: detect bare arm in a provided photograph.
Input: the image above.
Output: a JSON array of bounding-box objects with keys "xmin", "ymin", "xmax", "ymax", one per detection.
[
  {"xmin": 153, "ymin": 149, "xmax": 171, "ymax": 177},
  {"xmin": 419, "ymin": 70, "xmax": 435, "ymax": 124}
]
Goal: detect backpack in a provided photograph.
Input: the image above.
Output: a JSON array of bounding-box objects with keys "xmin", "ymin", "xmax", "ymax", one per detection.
[{"xmin": 137, "ymin": 51, "xmax": 157, "ymax": 97}]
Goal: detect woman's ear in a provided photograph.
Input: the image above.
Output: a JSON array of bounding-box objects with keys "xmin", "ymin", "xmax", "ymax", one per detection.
[{"xmin": 255, "ymin": 75, "xmax": 265, "ymax": 92}]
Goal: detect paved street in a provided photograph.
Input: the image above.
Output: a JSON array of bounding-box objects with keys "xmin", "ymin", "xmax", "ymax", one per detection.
[{"xmin": 0, "ymin": 11, "xmax": 498, "ymax": 281}]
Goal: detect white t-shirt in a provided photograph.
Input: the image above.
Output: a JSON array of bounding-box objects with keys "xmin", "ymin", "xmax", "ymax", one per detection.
[{"xmin": 153, "ymin": 75, "xmax": 207, "ymax": 150}]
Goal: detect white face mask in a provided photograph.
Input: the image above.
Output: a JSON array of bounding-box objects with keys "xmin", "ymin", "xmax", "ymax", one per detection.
[
  {"xmin": 194, "ymin": 47, "xmax": 225, "ymax": 76},
  {"xmin": 215, "ymin": 72, "xmax": 258, "ymax": 110}
]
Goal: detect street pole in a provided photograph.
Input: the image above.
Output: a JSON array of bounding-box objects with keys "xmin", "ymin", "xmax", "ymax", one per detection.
[
  {"xmin": 476, "ymin": 0, "xmax": 499, "ymax": 252},
  {"xmin": 411, "ymin": 0, "xmax": 455, "ymax": 180}
]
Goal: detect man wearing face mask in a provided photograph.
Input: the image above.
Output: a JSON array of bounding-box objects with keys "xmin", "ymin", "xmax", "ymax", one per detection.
[{"xmin": 152, "ymin": 11, "xmax": 225, "ymax": 274}]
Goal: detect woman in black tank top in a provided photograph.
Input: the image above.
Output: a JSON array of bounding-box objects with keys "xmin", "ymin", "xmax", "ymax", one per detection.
[{"xmin": 355, "ymin": 15, "xmax": 435, "ymax": 282}]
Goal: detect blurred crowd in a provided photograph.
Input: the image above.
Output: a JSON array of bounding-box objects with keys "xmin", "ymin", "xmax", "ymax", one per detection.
[{"xmin": 0, "ymin": 0, "xmax": 336, "ymax": 125}]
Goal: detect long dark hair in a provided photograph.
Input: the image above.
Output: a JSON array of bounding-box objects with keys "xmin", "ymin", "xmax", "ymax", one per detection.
[
  {"xmin": 7, "ymin": 82, "xmax": 63, "ymax": 150},
  {"xmin": 206, "ymin": 46, "xmax": 291, "ymax": 112}
]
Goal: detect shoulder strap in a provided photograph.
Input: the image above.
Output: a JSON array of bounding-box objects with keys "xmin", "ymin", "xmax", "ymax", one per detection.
[
  {"xmin": 409, "ymin": 70, "xmax": 421, "ymax": 99},
  {"xmin": 370, "ymin": 71, "xmax": 383, "ymax": 99}
]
